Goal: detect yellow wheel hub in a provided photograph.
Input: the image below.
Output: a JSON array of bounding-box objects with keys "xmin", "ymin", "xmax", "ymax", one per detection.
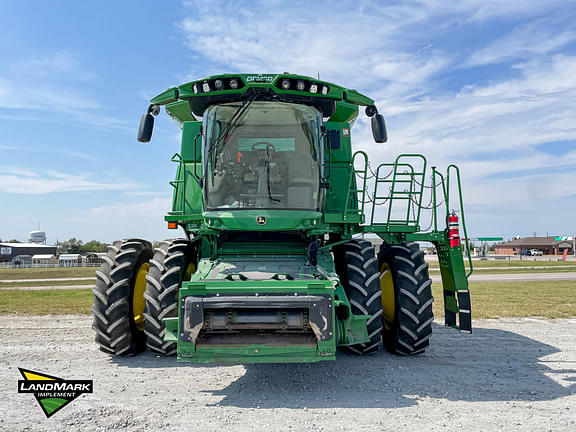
[
  {"xmin": 380, "ymin": 262, "xmax": 395, "ymax": 330},
  {"xmin": 184, "ymin": 262, "xmax": 196, "ymax": 281},
  {"xmin": 132, "ymin": 262, "xmax": 149, "ymax": 331}
]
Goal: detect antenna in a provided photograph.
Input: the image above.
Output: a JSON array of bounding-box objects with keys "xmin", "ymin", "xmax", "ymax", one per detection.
[{"xmin": 317, "ymin": 72, "xmax": 320, "ymax": 80}]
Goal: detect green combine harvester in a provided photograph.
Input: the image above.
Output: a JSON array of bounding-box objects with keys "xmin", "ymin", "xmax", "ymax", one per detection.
[{"xmin": 92, "ymin": 73, "xmax": 473, "ymax": 363}]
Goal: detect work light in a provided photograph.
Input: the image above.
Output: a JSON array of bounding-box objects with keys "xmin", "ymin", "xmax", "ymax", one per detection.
[
  {"xmin": 214, "ymin": 79, "xmax": 223, "ymax": 89},
  {"xmin": 229, "ymin": 79, "xmax": 239, "ymax": 89},
  {"xmin": 296, "ymin": 80, "xmax": 305, "ymax": 91},
  {"xmin": 281, "ymin": 79, "xmax": 290, "ymax": 89},
  {"xmin": 309, "ymin": 84, "xmax": 318, "ymax": 94},
  {"xmin": 202, "ymin": 82, "xmax": 210, "ymax": 92}
]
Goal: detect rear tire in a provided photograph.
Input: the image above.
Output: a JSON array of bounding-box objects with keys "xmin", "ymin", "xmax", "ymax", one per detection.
[
  {"xmin": 144, "ymin": 239, "xmax": 197, "ymax": 356},
  {"xmin": 92, "ymin": 239, "xmax": 153, "ymax": 356},
  {"xmin": 335, "ymin": 239, "xmax": 383, "ymax": 354},
  {"xmin": 378, "ymin": 241, "xmax": 434, "ymax": 355}
]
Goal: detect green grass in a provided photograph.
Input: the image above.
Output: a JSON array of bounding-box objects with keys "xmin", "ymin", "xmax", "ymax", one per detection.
[
  {"xmin": 429, "ymin": 266, "xmax": 576, "ymax": 274},
  {"xmin": 0, "ymin": 267, "xmax": 97, "ymax": 280},
  {"xmin": 427, "ymin": 258, "xmax": 576, "ymax": 274},
  {"xmin": 0, "ymin": 289, "xmax": 93, "ymax": 315},
  {"xmin": 0, "ymin": 280, "xmax": 574, "ymax": 318},
  {"xmin": 427, "ymin": 258, "xmax": 575, "ymax": 268},
  {"xmin": 0, "ymin": 279, "xmax": 95, "ymax": 288},
  {"xmin": 432, "ymin": 280, "xmax": 576, "ymax": 319}
]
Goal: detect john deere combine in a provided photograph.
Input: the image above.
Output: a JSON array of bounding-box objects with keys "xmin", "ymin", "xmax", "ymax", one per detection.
[{"xmin": 92, "ymin": 73, "xmax": 472, "ymax": 363}]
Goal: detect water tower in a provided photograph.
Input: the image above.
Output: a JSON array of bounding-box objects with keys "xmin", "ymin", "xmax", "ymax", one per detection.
[{"xmin": 28, "ymin": 230, "xmax": 47, "ymax": 245}]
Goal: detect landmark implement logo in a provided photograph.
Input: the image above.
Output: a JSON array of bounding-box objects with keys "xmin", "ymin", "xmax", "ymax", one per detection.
[{"xmin": 17, "ymin": 368, "xmax": 93, "ymax": 418}]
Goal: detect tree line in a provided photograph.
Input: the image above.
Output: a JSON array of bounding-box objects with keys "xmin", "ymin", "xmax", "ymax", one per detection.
[{"xmin": 55, "ymin": 238, "xmax": 109, "ymax": 254}]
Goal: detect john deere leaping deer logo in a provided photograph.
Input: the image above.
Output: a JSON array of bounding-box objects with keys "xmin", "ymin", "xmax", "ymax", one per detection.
[{"xmin": 256, "ymin": 216, "xmax": 266, "ymax": 225}]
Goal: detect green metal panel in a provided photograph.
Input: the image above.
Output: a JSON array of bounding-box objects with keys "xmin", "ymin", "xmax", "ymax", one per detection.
[
  {"xmin": 166, "ymin": 155, "xmax": 203, "ymax": 221},
  {"xmin": 324, "ymin": 121, "xmax": 352, "ymax": 162},
  {"xmin": 151, "ymin": 87, "xmax": 179, "ymax": 105},
  {"xmin": 166, "ymin": 100, "xmax": 195, "ymax": 124},
  {"xmin": 203, "ymin": 210, "xmax": 323, "ymax": 231},
  {"xmin": 344, "ymin": 89, "xmax": 374, "ymax": 106},
  {"xmin": 435, "ymin": 236, "xmax": 472, "ymax": 332},
  {"xmin": 323, "ymin": 121, "xmax": 363, "ymax": 223},
  {"xmin": 181, "ymin": 121, "xmax": 202, "ymax": 162},
  {"xmin": 174, "ymin": 279, "xmax": 336, "ymax": 363},
  {"xmin": 324, "ymin": 166, "xmax": 352, "ymax": 214},
  {"xmin": 329, "ymin": 101, "xmax": 359, "ymax": 123}
]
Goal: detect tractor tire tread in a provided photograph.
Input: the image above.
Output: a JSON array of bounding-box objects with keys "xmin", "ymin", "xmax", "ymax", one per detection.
[
  {"xmin": 91, "ymin": 238, "xmax": 152, "ymax": 356},
  {"xmin": 336, "ymin": 239, "xmax": 383, "ymax": 355},
  {"xmin": 144, "ymin": 238, "xmax": 196, "ymax": 356},
  {"xmin": 379, "ymin": 241, "xmax": 434, "ymax": 356}
]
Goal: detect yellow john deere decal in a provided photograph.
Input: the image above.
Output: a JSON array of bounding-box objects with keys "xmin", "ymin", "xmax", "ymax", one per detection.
[
  {"xmin": 18, "ymin": 368, "xmax": 93, "ymax": 418},
  {"xmin": 256, "ymin": 216, "xmax": 267, "ymax": 225}
]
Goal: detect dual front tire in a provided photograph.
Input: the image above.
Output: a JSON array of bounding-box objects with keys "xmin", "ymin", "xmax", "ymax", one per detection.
[
  {"xmin": 337, "ymin": 239, "xmax": 434, "ymax": 356},
  {"xmin": 92, "ymin": 238, "xmax": 195, "ymax": 356}
]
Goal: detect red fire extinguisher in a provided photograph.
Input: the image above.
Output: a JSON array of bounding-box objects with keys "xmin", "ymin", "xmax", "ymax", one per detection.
[{"xmin": 448, "ymin": 212, "xmax": 460, "ymax": 248}]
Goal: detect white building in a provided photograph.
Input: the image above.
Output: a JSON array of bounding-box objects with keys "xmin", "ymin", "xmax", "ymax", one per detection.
[{"xmin": 58, "ymin": 254, "xmax": 83, "ymax": 267}]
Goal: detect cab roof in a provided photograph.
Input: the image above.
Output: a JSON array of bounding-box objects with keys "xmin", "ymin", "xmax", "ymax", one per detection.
[{"xmin": 149, "ymin": 73, "xmax": 375, "ymax": 125}]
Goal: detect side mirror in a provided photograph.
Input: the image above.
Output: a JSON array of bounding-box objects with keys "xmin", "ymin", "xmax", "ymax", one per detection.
[
  {"xmin": 137, "ymin": 113, "xmax": 154, "ymax": 142},
  {"xmin": 137, "ymin": 105, "xmax": 160, "ymax": 143},
  {"xmin": 371, "ymin": 114, "xmax": 387, "ymax": 143}
]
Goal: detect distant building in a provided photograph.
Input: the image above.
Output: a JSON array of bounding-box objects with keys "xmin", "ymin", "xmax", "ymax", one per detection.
[
  {"xmin": 11, "ymin": 255, "xmax": 32, "ymax": 266},
  {"xmin": 58, "ymin": 254, "xmax": 84, "ymax": 267},
  {"xmin": 83, "ymin": 252, "xmax": 106, "ymax": 264},
  {"xmin": 494, "ymin": 237, "xmax": 574, "ymax": 255},
  {"xmin": 32, "ymin": 254, "xmax": 58, "ymax": 265},
  {"xmin": 0, "ymin": 242, "xmax": 57, "ymax": 263}
]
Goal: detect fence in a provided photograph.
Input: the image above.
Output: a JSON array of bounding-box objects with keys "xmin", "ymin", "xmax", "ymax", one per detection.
[{"xmin": 0, "ymin": 262, "xmax": 101, "ymax": 269}]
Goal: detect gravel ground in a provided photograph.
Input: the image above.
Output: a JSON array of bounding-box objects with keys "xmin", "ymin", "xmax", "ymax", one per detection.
[{"xmin": 1, "ymin": 315, "xmax": 575, "ymax": 431}]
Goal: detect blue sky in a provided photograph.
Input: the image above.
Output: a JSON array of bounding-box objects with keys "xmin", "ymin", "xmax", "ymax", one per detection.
[{"xmin": 1, "ymin": 0, "xmax": 575, "ymax": 243}]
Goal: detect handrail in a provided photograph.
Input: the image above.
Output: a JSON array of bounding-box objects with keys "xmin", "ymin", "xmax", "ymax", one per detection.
[
  {"xmin": 345, "ymin": 151, "xmax": 368, "ymax": 218},
  {"xmin": 446, "ymin": 164, "xmax": 473, "ymax": 278},
  {"xmin": 170, "ymin": 153, "xmax": 185, "ymax": 214},
  {"xmin": 370, "ymin": 154, "xmax": 426, "ymax": 227},
  {"xmin": 434, "ymin": 170, "xmax": 446, "ymax": 232}
]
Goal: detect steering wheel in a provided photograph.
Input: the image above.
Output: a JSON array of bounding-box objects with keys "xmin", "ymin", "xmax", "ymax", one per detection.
[{"xmin": 251, "ymin": 141, "xmax": 276, "ymax": 153}]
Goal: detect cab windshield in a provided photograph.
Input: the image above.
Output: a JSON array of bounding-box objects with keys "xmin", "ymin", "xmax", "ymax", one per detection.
[{"xmin": 204, "ymin": 101, "xmax": 322, "ymax": 210}]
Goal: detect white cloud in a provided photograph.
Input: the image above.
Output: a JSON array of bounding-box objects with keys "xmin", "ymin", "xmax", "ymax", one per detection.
[
  {"xmin": 178, "ymin": 1, "xmax": 450, "ymax": 92},
  {"xmin": 466, "ymin": 21, "xmax": 576, "ymax": 66},
  {"xmin": 413, "ymin": 0, "xmax": 570, "ymax": 22},
  {"xmin": 0, "ymin": 167, "xmax": 139, "ymax": 194}
]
